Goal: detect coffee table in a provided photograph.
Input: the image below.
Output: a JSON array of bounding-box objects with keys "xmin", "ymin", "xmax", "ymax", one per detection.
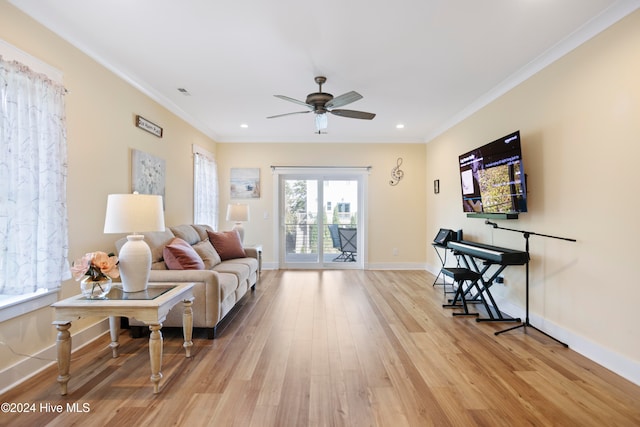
[{"xmin": 51, "ymin": 282, "xmax": 195, "ymax": 395}]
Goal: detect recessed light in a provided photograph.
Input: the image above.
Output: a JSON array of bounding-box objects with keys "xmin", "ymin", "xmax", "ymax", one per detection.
[
  {"xmin": 240, "ymin": 123, "xmax": 249, "ymax": 128},
  {"xmin": 396, "ymin": 123, "xmax": 405, "ymax": 129},
  {"xmin": 177, "ymin": 88, "xmax": 191, "ymax": 96}
]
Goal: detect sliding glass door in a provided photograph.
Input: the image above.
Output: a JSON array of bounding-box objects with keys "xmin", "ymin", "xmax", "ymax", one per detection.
[{"xmin": 276, "ymin": 169, "xmax": 366, "ymax": 269}]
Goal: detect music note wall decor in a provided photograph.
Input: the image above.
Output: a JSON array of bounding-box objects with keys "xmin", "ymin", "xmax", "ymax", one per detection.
[{"xmin": 389, "ymin": 157, "xmax": 404, "ymax": 186}]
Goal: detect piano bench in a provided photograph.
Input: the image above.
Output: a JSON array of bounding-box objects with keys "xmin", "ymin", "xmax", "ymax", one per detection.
[
  {"xmin": 441, "ymin": 267, "xmax": 481, "ymax": 282},
  {"xmin": 441, "ymin": 268, "xmax": 482, "ymax": 317}
]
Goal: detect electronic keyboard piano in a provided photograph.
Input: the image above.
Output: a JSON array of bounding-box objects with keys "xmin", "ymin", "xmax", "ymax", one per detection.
[
  {"xmin": 447, "ymin": 240, "xmax": 529, "ymax": 265},
  {"xmin": 445, "ymin": 240, "xmax": 525, "ymax": 323}
]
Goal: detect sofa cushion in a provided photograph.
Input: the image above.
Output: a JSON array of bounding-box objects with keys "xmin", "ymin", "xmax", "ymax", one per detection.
[
  {"xmin": 170, "ymin": 224, "xmax": 201, "ymax": 245},
  {"xmin": 136, "ymin": 229, "xmax": 175, "ymax": 264},
  {"xmin": 208, "ymin": 230, "xmax": 247, "ymax": 260},
  {"xmin": 192, "ymin": 224, "xmax": 214, "ymax": 241},
  {"xmin": 192, "ymin": 240, "xmax": 222, "ymax": 269},
  {"xmin": 218, "ymin": 272, "xmax": 239, "ymax": 302},
  {"xmin": 163, "ymin": 237, "xmax": 205, "ymax": 270},
  {"xmin": 213, "ymin": 262, "xmax": 250, "ymax": 286},
  {"xmin": 223, "ymin": 257, "xmax": 259, "ymax": 274}
]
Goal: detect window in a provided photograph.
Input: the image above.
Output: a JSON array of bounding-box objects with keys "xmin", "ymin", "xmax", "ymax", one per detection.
[
  {"xmin": 0, "ymin": 53, "xmax": 69, "ymax": 317},
  {"xmin": 193, "ymin": 145, "xmax": 219, "ymax": 228},
  {"xmin": 337, "ymin": 202, "xmax": 351, "ymax": 213}
]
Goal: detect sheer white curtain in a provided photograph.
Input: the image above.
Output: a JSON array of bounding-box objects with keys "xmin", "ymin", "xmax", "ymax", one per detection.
[
  {"xmin": 0, "ymin": 57, "xmax": 70, "ymax": 295},
  {"xmin": 193, "ymin": 150, "xmax": 219, "ymax": 229}
]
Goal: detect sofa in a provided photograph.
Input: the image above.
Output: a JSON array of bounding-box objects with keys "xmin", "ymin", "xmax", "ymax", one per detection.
[{"xmin": 115, "ymin": 224, "xmax": 259, "ymax": 338}]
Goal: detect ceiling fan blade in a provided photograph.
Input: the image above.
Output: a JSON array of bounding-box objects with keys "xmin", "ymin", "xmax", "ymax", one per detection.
[
  {"xmin": 330, "ymin": 109, "xmax": 376, "ymax": 120},
  {"xmin": 267, "ymin": 111, "xmax": 311, "ymax": 119},
  {"xmin": 325, "ymin": 91, "xmax": 362, "ymax": 109},
  {"xmin": 274, "ymin": 95, "xmax": 312, "ymax": 108}
]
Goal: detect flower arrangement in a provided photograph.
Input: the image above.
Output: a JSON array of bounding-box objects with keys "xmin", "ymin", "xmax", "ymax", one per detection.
[{"xmin": 71, "ymin": 252, "xmax": 119, "ymax": 296}]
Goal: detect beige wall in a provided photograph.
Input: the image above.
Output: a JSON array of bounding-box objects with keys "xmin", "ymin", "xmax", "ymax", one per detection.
[
  {"xmin": 426, "ymin": 10, "xmax": 640, "ymax": 378},
  {"xmin": 0, "ymin": 3, "xmax": 216, "ymax": 379},
  {"xmin": 216, "ymin": 143, "xmax": 427, "ymax": 266}
]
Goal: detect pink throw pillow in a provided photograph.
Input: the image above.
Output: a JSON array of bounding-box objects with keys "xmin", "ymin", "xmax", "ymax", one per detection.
[
  {"xmin": 163, "ymin": 237, "xmax": 205, "ymax": 270},
  {"xmin": 207, "ymin": 230, "xmax": 247, "ymax": 261}
]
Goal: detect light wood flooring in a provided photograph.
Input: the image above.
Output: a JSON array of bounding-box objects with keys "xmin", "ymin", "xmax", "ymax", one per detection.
[{"xmin": 1, "ymin": 270, "xmax": 639, "ymax": 426}]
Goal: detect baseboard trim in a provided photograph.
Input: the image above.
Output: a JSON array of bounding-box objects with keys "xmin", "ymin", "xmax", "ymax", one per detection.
[{"xmin": 0, "ymin": 318, "xmax": 110, "ymax": 395}]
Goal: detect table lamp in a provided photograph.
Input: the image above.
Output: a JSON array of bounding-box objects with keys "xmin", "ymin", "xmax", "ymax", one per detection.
[
  {"xmin": 104, "ymin": 193, "xmax": 165, "ymax": 292},
  {"xmin": 226, "ymin": 203, "xmax": 249, "ymax": 243}
]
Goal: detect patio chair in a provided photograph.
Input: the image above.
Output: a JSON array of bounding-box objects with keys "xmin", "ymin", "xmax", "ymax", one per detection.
[
  {"xmin": 329, "ymin": 224, "xmax": 347, "ymax": 261},
  {"xmin": 338, "ymin": 227, "xmax": 357, "ymax": 262}
]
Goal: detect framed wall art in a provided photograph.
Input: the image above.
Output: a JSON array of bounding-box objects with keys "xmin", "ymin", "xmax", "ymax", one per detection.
[
  {"xmin": 132, "ymin": 149, "xmax": 166, "ymax": 201},
  {"xmin": 230, "ymin": 168, "xmax": 260, "ymax": 199},
  {"xmin": 135, "ymin": 115, "xmax": 163, "ymax": 138}
]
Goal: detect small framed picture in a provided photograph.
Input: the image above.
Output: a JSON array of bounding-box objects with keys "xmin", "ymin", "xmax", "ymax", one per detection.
[
  {"xmin": 135, "ymin": 115, "xmax": 163, "ymax": 138},
  {"xmin": 434, "ymin": 179, "xmax": 440, "ymax": 194},
  {"xmin": 230, "ymin": 168, "xmax": 260, "ymax": 199}
]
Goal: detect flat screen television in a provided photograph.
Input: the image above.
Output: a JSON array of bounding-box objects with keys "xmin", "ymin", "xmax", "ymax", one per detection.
[{"xmin": 458, "ymin": 130, "xmax": 527, "ymax": 214}]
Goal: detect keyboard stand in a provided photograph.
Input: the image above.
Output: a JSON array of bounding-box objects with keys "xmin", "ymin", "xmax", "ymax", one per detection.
[{"xmin": 457, "ymin": 255, "xmax": 521, "ymax": 323}]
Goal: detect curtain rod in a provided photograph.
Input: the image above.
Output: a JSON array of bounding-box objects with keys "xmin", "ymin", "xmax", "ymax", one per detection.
[{"xmin": 270, "ymin": 165, "xmax": 372, "ymax": 171}]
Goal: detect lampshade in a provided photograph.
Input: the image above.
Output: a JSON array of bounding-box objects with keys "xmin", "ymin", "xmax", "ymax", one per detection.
[
  {"xmin": 104, "ymin": 194, "xmax": 165, "ymax": 234},
  {"xmin": 104, "ymin": 194, "xmax": 165, "ymax": 292},
  {"xmin": 226, "ymin": 203, "xmax": 249, "ymax": 243},
  {"xmin": 226, "ymin": 203, "xmax": 250, "ymax": 222}
]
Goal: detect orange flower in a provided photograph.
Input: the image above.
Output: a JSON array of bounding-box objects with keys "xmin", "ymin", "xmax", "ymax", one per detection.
[{"xmin": 92, "ymin": 251, "xmax": 120, "ymax": 279}]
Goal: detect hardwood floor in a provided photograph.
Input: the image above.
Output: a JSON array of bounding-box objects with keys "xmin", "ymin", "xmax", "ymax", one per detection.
[{"xmin": 2, "ymin": 270, "xmax": 639, "ymax": 426}]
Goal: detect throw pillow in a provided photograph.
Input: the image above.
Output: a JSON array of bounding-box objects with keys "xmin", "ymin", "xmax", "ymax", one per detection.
[
  {"xmin": 207, "ymin": 230, "xmax": 247, "ymax": 260},
  {"xmin": 193, "ymin": 239, "xmax": 222, "ymax": 269},
  {"xmin": 163, "ymin": 237, "xmax": 205, "ymax": 270}
]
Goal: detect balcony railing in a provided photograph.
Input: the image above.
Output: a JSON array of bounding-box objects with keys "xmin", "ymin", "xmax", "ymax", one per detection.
[{"xmin": 285, "ymin": 223, "xmax": 354, "ymax": 255}]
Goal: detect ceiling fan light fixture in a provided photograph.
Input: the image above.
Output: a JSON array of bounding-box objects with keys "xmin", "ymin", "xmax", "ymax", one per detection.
[{"xmin": 315, "ymin": 113, "xmax": 328, "ymax": 131}]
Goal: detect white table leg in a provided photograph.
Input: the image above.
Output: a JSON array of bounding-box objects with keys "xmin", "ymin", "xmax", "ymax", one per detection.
[
  {"xmin": 108, "ymin": 316, "xmax": 120, "ymax": 358},
  {"xmin": 53, "ymin": 321, "xmax": 71, "ymax": 395},
  {"xmin": 148, "ymin": 323, "xmax": 163, "ymax": 393},
  {"xmin": 183, "ymin": 299, "xmax": 193, "ymax": 358}
]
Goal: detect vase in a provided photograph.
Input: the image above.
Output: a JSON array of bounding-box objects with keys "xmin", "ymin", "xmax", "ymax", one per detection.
[{"xmin": 80, "ymin": 276, "xmax": 112, "ymax": 299}]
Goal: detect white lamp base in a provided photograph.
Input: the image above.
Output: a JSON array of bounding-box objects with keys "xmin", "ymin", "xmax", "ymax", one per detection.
[
  {"xmin": 118, "ymin": 234, "xmax": 151, "ymax": 292},
  {"xmin": 232, "ymin": 222, "xmax": 245, "ymax": 243}
]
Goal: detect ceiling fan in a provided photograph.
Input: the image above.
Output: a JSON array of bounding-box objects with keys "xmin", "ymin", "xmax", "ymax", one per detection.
[{"xmin": 267, "ymin": 76, "xmax": 376, "ymax": 133}]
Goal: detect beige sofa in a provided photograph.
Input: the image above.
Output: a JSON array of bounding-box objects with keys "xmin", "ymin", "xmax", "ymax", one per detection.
[{"xmin": 115, "ymin": 224, "xmax": 259, "ymax": 338}]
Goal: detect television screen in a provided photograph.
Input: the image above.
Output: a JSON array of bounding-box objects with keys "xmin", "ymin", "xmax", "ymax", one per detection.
[{"xmin": 458, "ymin": 130, "xmax": 527, "ymax": 214}]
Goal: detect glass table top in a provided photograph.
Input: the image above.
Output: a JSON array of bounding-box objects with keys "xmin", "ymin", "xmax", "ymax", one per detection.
[{"xmin": 82, "ymin": 286, "xmax": 176, "ymax": 301}]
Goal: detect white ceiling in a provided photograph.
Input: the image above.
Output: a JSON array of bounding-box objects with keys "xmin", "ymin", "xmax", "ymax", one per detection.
[{"xmin": 9, "ymin": 0, "xmax": 639, "ymax": 143}]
